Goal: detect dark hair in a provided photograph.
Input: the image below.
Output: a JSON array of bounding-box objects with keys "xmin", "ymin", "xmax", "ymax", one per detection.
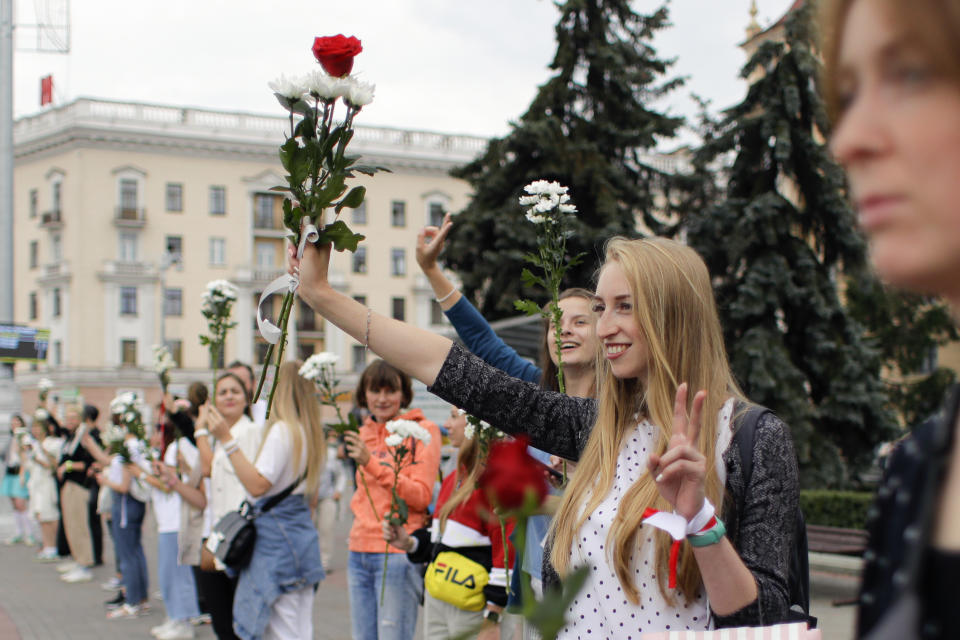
[
  {"xmin": 538, "ymin": 288, "xmax": 596, "ymax": 393},
  {"xmin": 167, "ymin": 405, "xmax": 196, "ymax": 445},
  {"xmin": 187, "ymin": 381, "xmax": 209, "ymax": 418},
  {"xmin": 227, "ymin": 361, "xmax": 254, "ymax": 389},
  {"xmin": 215, "ymin": 371, "xmax": 252, "ymax": 417},
  {"xmin": 82, "ymin": 404, "xmax": 99, "ymax": 423},
  {"xmin": 354, "ymin": 359, "xmax": 413, "ymax": 410}
]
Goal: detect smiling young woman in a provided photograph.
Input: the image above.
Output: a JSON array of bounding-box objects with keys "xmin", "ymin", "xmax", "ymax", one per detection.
[
  {"xmin": 291, "ymin": 235, "xmax": 800, "ymax": 634},
  {"xmin": 822, "ymin": 1, "xmax": 960, "ymax": 637}
]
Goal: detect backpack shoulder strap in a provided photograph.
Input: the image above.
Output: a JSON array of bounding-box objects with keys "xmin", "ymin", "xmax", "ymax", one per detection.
[{"xmin": 733, "ymin": 403, "xmax": 770, "ymax": 495}]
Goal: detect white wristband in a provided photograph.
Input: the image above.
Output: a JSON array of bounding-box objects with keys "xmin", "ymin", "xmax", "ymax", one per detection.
[
  {"xmin": 435, "ymin": 287, "xmax": 457, "ymax": 304},
  {"xmin": 684, "ymin": 498, "xmax": 716, "ymax": 536},
  {"xmin": 194, "ymin": 429, "xmax": 210, "ymax": 439}
]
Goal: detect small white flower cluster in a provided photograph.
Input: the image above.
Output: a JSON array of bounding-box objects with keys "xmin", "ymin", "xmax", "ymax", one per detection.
[
  {"xmin": 152, "ymin": 344, "xmax": 176, "ymax": 375},
  {"xmin": 269, "ymin": 72, "xmax": 375, "ymax": 109},
  {"xmin": 33, "ymin": 408, "xmax": 49, "ymax": 422},
  {"xmin": 518, "ymin": 180, "xmax": 578, "ymax": 224},
  {"xmin": 385, "ymin": 418, "xmax": 432, "ymax": 446},
  {"xmin": 110, "ymin": 392, "xmax": 144, "ymax": 429},
  {"xmin": 38, "ymin": 378, "xmax": 54, "ymax": 392},
  {"xmin": 298, "ymin": 352, "xmax": 340, "ymax": 383},
  {"xmin": 201, "ymin": 280, "xmax": 238, "ymax": 310},
  {"xmin": 462, "ymin": 415, "xmax": 505, "ymax": 441},
  {"xmin": 102, "ymin": 423, "xmax": 126, "ymax": 445}
]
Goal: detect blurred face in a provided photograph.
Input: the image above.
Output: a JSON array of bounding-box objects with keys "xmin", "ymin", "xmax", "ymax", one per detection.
[
  {"xmin": 444, "ymin": 407, "xmax": 468, "ymax": 449},
  {"xmin": 64, "ymin": 409, "xmax": 81, "ymax": 432},
  {"xmin": 228, "ymin": 365, "xmax": 254, "ymax": 395},
  {"xmin": 830, "ymin": 0, "xmax": 960, "ymax": 301},
  {"xmin": 11, "ymin": 415, "xmax": 24, "ymax": 431},
  {"xmin": 366, "ymin": 385, "xmax": 403, "ymax": 424},
  {"xmin": 593, "ymin": 262, "xmax": 649, "ymax": 381},
  {"xmin": 547, "ymin": 297, "xmax": 598, "ymax": 368},
  {"xmin": 215, "ymin": 376, "xmax": 247, "ymax": 422},
  {"xmin": 31, "ymin": 421, "xmax": 46, "ymax": 440}
]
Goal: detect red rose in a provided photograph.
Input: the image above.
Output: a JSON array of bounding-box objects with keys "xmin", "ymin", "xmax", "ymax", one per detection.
[
  {"xmin": 312, "ymin": 35, "xmax": 363, "ymax": 78},
  {"xmin": 478, "ymin": 436, "xmax": 549, "ymax": 512}
]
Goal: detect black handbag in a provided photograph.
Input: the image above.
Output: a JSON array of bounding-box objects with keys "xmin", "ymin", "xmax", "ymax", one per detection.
[{"xmin": 206, "ymin": 477, "xmax": 302, "ymax": 570}]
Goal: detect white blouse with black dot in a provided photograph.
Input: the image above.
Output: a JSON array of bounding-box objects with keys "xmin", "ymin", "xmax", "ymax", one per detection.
[{"xmin": 560, "ymin": 397, "xmax": 736, "ymax": 639}]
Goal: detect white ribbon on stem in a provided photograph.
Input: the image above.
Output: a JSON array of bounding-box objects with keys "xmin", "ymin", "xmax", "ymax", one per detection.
[{"xmin": 256, "ymin": 223, "xmax": 319, "ymax": 345}]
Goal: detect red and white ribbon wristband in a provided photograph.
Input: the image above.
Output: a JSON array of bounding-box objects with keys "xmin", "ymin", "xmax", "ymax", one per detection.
[{"xmin": 641, "ymin": 499, "xmax": 718, "ymax": 588}]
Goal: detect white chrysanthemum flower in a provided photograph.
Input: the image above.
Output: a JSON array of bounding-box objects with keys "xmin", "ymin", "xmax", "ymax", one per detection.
[
  {"xmin": 303, "ymin": 69, "xmax": 341, "ymax": 101},
  {"xmin": 38, "ymin": 378, "xmax": 54, "ymax": 392},
  {"xmin": 457, "ymin": 408, "xmax": 467, "ymax": 416},
  {"xmin": 152, "ymin": 344, "xmax": 176, "ymax": 373},
  {"xmin": 463, "ymin": 422, "xmax": 475, "ymax": 440},
  {"xmin": 518, "ymin": 195, "xmax": 539, "ymax": 206},
  {"xmin": 386, "ymin": 419, "xmax": 431, "ymax": 445},
  {"xmin": 559, "ymin": 204, "xmax": 577, "ymax": 214},
  {"xmin": 312, "ymin": 352, "xmax": 339, "ymax": 366},
  {"xmin": 523, "ymin": 180, "xmax": 568, "ymax": 197},
  {"xmin": 525, "ymin": 212, "xmax": 548, "ymax": 224},
  {"xmin": 344, "ymin": 78, "xmax": 376, "ymax": 108},
  {"xmin": 34, "ymin": 408, "xmax": 49, "ymax": 421},
  {"xmin": 268, "ymin": 73, "xmax": 307, "ymax": 100},
  {"xmin": 384, "ymin": 434, "xmax": 404, "ymax": 448}
]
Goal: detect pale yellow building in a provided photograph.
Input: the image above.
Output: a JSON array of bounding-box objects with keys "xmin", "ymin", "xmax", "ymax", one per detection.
[{"xmin": 12, "ymin": 98, "xmax": 484, "ymax": 412}]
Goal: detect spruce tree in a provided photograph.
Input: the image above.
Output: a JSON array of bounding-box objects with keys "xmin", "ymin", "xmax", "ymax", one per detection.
[
  {"xmin": 445, "ymin": 1, "xmax": 684, "ymax": 319},
  {"xmin": 685, "ymin": 2, "xmax": 897, "ymax": 488}
]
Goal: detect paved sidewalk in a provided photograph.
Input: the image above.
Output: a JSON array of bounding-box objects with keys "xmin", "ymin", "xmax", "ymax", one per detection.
[{"xmin": 0, "ymin": 496, "xmax": 355, "ymax": 639}]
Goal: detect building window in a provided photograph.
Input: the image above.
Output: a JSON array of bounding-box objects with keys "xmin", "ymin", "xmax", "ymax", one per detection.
[
  {"xmin": 298, "ymin": 299, "xmax": 316, "ymax": 331},
  {"xmin": 431, "ymin": 300, "xmax": 444, "ymax": 325},
  {"xmin": 428, "ymin": 202, "xmax": 445, "ymax": 228},
  {"xmin": 120, "ymin": 178, "xmax": 138, "ymax": 213},
  {"xmin": 51, "ymin": 233, "xmax": 62, "ymax": 263},
  {"xmin": 166, "ymin": 183, "xmax": 183, "ymax": 212},
  {"xmin": 256, "ymin": 341, "xmax": 270, "ymax": 365},
  {"xmin": 121, "ymin": 339, "xmax": 137, "ymax": 366},
  {"xmin": 51, "ymin": 181, "xmax": 62, "ymax": 214},
  {"xmin": 298, "ymin": 344, "xmax": 315, "ymax": 361},
  {"xmin": 391, "ymin": 201, "xmax": 406, "ymax": 227},
  {"xmin": 29, "ymin": 241, "xmax": 38, "ymax": 269},
  {"xmin": 352, "ymin": 294, "xmax": 367, "ymax": 306},
  {"xmin": 120, "ymin": 287, "xmax": 138, "ymax": 316},
  {"xmin": 391, "ymin": 248, "xmax": 406, "ymax": 276},
  {"xmin": 29, "ymin": 189, "xmax": 38, "ymax": 218},
  {"xmin": 209, "ymin": 186, "xmax": 226, "ymax": 215},
  {"xmin": 119, "ymin": 232, "xmax": 138, "ymax": 262},
  {"xmin": 209, "ymin": 237, "xmax": 226, "ymax": 266},
  {"xmin": 52, "ymin": 288, "xmax": 61, "ymax": 318},
  {"xmin": 165, "ymin": 235, "xmax": 183, "ymax": 263},
  {"xmin": 352, "ymin": 246, "xmax": 367, "ymax": 274},
  {"xmin": 254, "ymin": 194, "xmax": 275, "ymax": 229},
  {"xmin": 29, "ymin": 292, "xmax": 37, "ymax": 320},
  {"xmin": 353, "ymin": 344, "xmax": 366, "ymax": 373},
  {"xmin": 352, "ymin": 201, "xmax": 367, "ymax": 225},
  {"xmin": 391, "ymin": 297, "xmax": 405, "ymax": 321},
  {"xmin": 53, "ymin": 341, "xmax": 62, "ymax": 366},
  {"xmin": 165, "ymin": 339, "xmax": 183, "ymax": 367},
  {"xmin": 164, "ymin": 288, "xmax": 183, "ymax": 316},
  {"xmin": 255, "ymin": 241, "xmax": 276, "ymax": 268}
]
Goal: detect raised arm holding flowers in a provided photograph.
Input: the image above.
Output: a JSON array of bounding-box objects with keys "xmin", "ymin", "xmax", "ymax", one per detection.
[
  {"xmin": 255, "ymin": 34, "xmax": 388, "ymax": 418},
  {"xmin": 199, "ymin": 280, "xmax": 238, "ymax": 390}
]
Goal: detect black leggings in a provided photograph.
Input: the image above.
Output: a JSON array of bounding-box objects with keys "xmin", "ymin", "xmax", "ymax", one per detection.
[{"xmin": 195, "ymin": 569, "xmax": 239, "ymax": 640}]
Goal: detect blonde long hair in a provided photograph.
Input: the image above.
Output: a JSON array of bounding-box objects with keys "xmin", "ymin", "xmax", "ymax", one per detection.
[
  {"xmin": 257, "ymin": 360, "xmax": 326, "ymax": 496},
  {"xmin": 549, "ymin": 237, "xmax": 744, "ymax": 604},
  {"xmin": 436, "ymin": 434, "xmax": 483, "ymax": 533}
]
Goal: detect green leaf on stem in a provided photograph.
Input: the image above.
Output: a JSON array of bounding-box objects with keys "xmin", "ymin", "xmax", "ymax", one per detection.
[
  {"xmin": 515, "ymin": 299, "xmax": 542, "ymax": 317},
  {"xmin": 335, "ymin": 186, "xmax": 367, "ymax": 213},
  {"xmin": 520, "ymin": 268, "xmax": 545, "ymax": 289},
  {"xmin": 269, "ymin": 185, "xmax": 292, "ymax": 193},
  {"xmin": 524, "ymin": 566, "xmax": 590, "ymax": 640}
]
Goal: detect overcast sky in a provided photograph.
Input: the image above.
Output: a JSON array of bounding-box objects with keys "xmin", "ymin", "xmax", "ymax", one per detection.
[{"xmin": 11, "ymin": 0, "xmax": 795, "ymax": 147}]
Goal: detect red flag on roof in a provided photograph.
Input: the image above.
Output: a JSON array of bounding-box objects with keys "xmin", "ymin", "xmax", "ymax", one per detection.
[{"xmin": 40, "ymin": 76, "xmax": 53, "ymax": 106}]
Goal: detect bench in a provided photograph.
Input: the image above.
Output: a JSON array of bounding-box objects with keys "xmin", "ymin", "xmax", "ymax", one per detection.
[{"xmin": 806, "ymin": 524, "xmax": 868, "ymax": 555}]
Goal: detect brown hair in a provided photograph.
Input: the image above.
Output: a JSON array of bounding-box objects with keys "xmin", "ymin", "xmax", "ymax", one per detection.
[
  {"xmin": 821, "ymin": 0, "xmax": 960, "ymax": 120},
  {"xmin": 538, "ymin": 288, "xmax": 598, "ymax": 394},
  {"xmin": 354, "ymin": 359, "xmax": 413, "ymax": 410},
  {"xmin": 187, "ymin": 381, "xmax": 209, "ymax": 418}
]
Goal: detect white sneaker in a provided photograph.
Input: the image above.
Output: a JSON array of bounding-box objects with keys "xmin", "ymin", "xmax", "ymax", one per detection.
[
  {"xmin": 56, "ymin": 560, "xmax": 78, "ymax": 573},
  {"xmin": 101, "ymin": 576, "xmax": 122, "ymax": 591},
  {"xmin": 157, "ymin": 620, "xmax": 195, "ymax": 640},
  {"xmin": 151, "ymin": 619, "xmax": 174, "ymax": 637},
  {"xmin": 61, "ymin": 566, "xmax": 93, "ymax": 583}
]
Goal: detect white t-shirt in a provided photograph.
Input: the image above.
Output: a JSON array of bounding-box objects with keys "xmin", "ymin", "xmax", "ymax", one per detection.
[
  {"xmin": 559, "ymin": 398, "xmax": 736, "ymax": 639},
  {"xmin": 252, "ymin": 420, "xmax": 308, "ymax": 499},
  {"xmin": 153, "ymin": 439, "xmax": 197, "ymax": 534},
  {"xmin": 209, "ymin": 415, "xmax": 263, "ymax": 523}
]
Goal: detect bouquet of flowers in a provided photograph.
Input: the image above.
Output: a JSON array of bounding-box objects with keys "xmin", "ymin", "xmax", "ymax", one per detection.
[
  {"xmin": 255, "ymin": 33, "xmax": 388, "ymax": 419},
  {"xmin": 152, "ymin": 344, "xmax": 176, "ymax": 394},
  {"xmin": 37, "ymin": 377, "xmax": 53, "ymax": 402},
  {"xmin": 380, "ymin": 418, "xmax": 432, "ymax": 604},
  {"xmin": 199, "ymin": 280, "xmax": 238, "ymax": 390},
  {"xmin": 108, "ymin": 392, "xmax": 152, "ymax": 463}
]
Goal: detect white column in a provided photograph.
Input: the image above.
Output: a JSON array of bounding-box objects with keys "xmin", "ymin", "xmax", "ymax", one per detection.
[{"xmin": 235, "ymin": 284, "xmax": 253, "ymax": 364}]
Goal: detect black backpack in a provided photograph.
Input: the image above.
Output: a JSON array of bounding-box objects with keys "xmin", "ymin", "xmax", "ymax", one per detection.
[{"xmin": 733, "ymin": 404, "xmax": 816, "ymax": 628}]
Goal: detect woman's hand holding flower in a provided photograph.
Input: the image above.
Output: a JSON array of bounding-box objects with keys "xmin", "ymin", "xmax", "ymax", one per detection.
[
  {"xmin": 343, "ymin": 431, "xmax": 371, "ymax": 466},
  {"xmin": 647, "ymin": 383, "xmax": 708, "ymax": 522},
  {"xmin": 206, "ymin": 406, "xmax": 230, "ymax": 443},
  {"xmin": 287, "ymin": 236, "xmax": 333, "ymax": 304},
  {"xmin": 381, "ymin": 519, "xmax": 411, "ymax": 552}
]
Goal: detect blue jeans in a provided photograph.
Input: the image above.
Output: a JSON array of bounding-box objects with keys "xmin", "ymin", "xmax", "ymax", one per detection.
[
  {"xmin": 157, "ymin": 532, "xmax": 200, "ymax": 621},
  {"xmin": 111, "ymin": 494, "xmax": 148, "ymax": 605},
  {"xmin": 347, "ymin": 551, "xmax": 421, "ymax": 640}
]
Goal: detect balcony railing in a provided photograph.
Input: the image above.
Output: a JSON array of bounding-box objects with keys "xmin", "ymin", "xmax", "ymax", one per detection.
[
  {"xmin": 254, "ymin": 214, "xmax": 280, "ymax": 230},
  {"xmin": 40, "ymin": 209, "xmax": 63, "ymax": 228},
  {"xmin": 114, "ymin": 207, "xmax": 146, "ymax": 227}
]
